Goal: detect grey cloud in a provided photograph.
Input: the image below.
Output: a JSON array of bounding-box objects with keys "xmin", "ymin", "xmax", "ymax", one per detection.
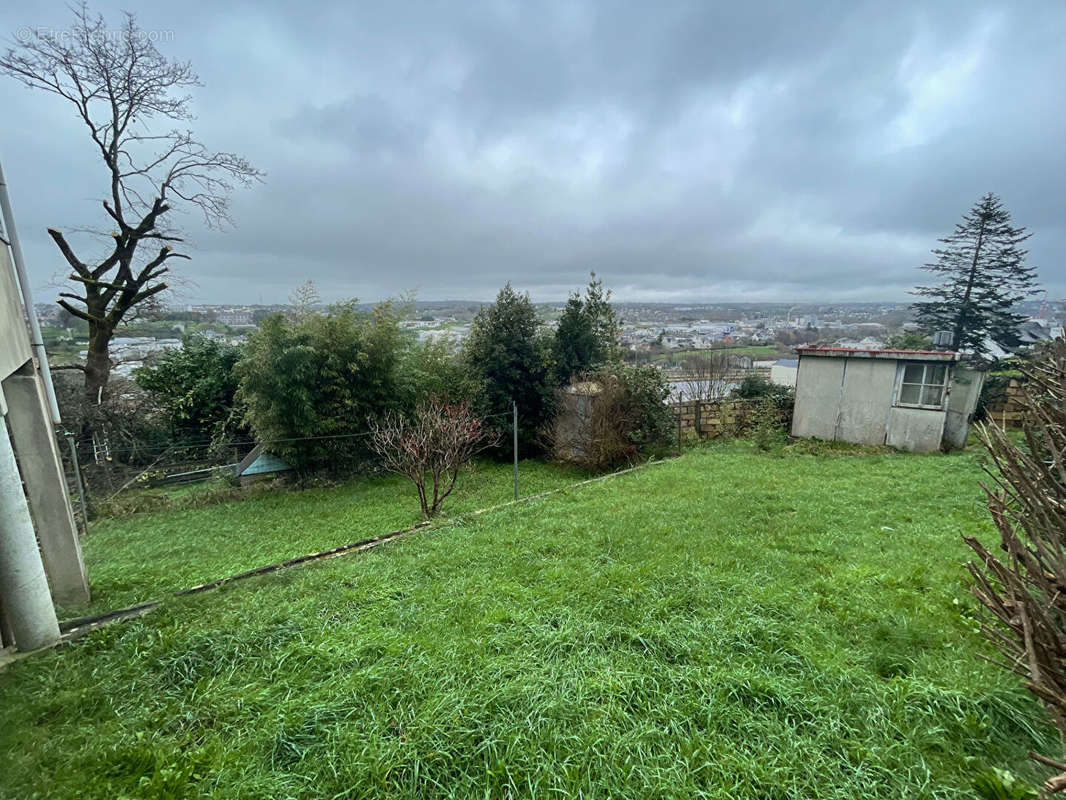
[{"xmin": 1, "ymin": 0, "xmax": 1063, "ymax": 305}]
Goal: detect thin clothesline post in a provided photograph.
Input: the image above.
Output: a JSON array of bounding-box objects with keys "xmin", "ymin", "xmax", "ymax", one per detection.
[{"xmin": 512, "ymin": 401, "xmax": 519, "ymax": 502}]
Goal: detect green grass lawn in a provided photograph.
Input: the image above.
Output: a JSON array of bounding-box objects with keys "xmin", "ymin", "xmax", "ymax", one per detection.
[
  {"xmin": 1, "ymin": 442, "xmax": 1052, "ymax": 798},
  {"xmin": 74, "ymin": 458, "xmax": 588, "ymax": 615}
]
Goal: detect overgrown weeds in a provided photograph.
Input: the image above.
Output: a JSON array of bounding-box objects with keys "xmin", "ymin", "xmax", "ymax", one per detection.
[{"xmin": 91, "ymin": 474, "xmax": 281, "ymax": 519}]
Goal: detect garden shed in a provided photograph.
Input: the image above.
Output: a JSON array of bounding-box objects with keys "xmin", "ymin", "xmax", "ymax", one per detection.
[{"xmin": 791, "ymin": 346, "xmax": 984, "ymax": 452}]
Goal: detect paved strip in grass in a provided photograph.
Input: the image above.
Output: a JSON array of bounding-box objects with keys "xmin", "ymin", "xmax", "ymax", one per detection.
[
  {"xmin": 1, "ymin": 442, "xmax": 1053, "ymax": 798},
  {"xmin": 59, "ymin": 461, "xmax": 670, "ymax": 640},
  {"xmin": 72, "ymin": 458, "xmax": 588, "ymax": 615}
]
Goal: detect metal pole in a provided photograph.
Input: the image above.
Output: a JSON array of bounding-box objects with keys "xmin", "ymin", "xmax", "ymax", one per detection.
[
  {"xmin": 512, "ymin": 401, "xmax": 519, "ymax": 502},
  {"xmin": 0, "ymin": 159, "xmax": 62, "ymax": 424},
  {"xmin": 0, "ymin": 385, "xmax": 60, "ymax": 651},
  {"xmin": 677, "ymin": 391, "xmax": 683, "ymax": 456},
  {"xmin": 65, "ymin": 432, "xmax": 88, "ymax": 535}
]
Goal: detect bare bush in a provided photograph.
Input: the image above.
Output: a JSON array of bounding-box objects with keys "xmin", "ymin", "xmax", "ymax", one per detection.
[
  {"xmin": 369, "ymin": 401, "xmax": 497, "ymax": 519},
  {"xmin": 964, "ymin": 339, "xmax": 1066, "ymax": 794}
]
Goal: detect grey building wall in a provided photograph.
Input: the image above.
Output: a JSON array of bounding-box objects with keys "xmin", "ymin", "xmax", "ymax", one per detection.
[
  {"xmin": 792, "ymin": 356, "xmax": 899, "ymax": 446},
  {"xmin": 792, "ymin": 356, "xmax": 846, "ymax": 441},
  {"xmin": 0, "ymin": 232, "xmax": 90, "ymax": 610},
  {"xmin": 3, "ymin": 366, "xmax": 90, "ymax": 604},
  {"xmin": 835, "ymin": 359, "xmax": 898, "ymax": 445},
  {"xmin": 885, "ymin": 406, "xmax": 946, "ymax": 452}
]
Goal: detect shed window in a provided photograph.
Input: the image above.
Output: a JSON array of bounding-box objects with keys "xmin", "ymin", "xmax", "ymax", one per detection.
[{"xmin": 897, "ymin": 362, "xmax": 947, "ymax": 408}]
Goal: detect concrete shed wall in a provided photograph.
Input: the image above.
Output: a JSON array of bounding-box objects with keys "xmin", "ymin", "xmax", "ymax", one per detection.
[
  {"xmin": 942, "ymin": 366, "xmax": 984, "ymax": 450},
  {"xmin": 792, "ymin": 355, "xmax": 897, "ymax": 445},
  {"xmin": 836, "ymin": 359, "xmax": 897, "ymax": 445},
  {"xmin": 791, "ymin": 356, "xmax": 845, "ymax": 441},
  {"xmin": 885, "ymin": 406, "xmax": 946, "ymax": 452}
]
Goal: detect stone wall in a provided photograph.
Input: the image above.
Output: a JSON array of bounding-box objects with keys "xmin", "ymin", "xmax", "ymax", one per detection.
[
  {"xmin": 984, "ymin": 379, "xmax": 1025, "ymax": 428},
  {"xmin": 675, "ymin": 398, "xmax": 766, "ymax": 439}
]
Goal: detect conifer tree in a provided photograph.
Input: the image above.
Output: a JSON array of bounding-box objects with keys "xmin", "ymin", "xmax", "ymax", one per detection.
[
  {"xmin": 551, "ymin": 273, "xmax": 621, "ymax": 384},
  {"xmin": 553, "ymin": 293, "xmax": 598, "ymax": 384},
  {"xmin": 583, "ymin": 274, "xmax": 622, "ymax": 363},
  {"xmin": 464, "ymin": 284, "xmax": 552, "ymax": 453},
  {"xmin": 911, "ymin": 193, "xmax": 1038, "ymax": 357}
]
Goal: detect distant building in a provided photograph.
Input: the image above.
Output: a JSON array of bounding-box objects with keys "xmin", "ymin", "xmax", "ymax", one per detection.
[
  {"xmin": 1016, "ymin": 320, "xmax": 1057, "ymax": 348},
  {"xmin": 975, "ymin": 320, "xmax": 1060, "ymax": 360},
  {"xmin": 833, "ymin": 336, "xmax": 883, "ymax": 350},
  {"xmin": 770, "ymin": 358, "xmax": 798, "ymax": 387},
  {"xmin": 416, "ymin": 328, "xmax": 467, "ymax": 349},
  {"xmin": 791, "ymin": 346, "xmax": 984, "ymax": 452},
  {"xmin": 217, "ymin": 310, "xmax": 253, "ymax": 326}
]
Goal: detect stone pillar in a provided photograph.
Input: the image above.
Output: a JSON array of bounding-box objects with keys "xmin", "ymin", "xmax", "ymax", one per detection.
[{"xmin": 2, "ymin": 368, "xmax": 90, "ymax": 606}]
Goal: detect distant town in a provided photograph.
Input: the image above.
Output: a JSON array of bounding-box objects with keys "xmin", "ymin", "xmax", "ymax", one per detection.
[{"xmin": 33, "ymin": 298, "xmax": 1064, "ymax": 380}]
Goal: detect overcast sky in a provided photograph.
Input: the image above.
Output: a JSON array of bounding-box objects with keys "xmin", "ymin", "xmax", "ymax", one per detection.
[{"xmin": 1, "ymin": 1, "xmax": 1063, "ymax": 306}]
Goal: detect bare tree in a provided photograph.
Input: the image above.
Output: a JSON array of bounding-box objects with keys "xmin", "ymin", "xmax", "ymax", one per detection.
[
  {"xmin": 1, "ymin": 4, "xmax": 261, "ymax": 404},
  {"xmin": 964, "ymin": 339, "xmax": 1066, "ymax": 794},
  {"xmin": 677, "ymin": 351, "xmax": 732, "ymax": 435},
  {"xmin": 288, "ymin": 279, "xmax": 321, "ymax": 320},
  {"xmin": 369, "ymin": 401, "xmax": 497, "ymax": 519}
]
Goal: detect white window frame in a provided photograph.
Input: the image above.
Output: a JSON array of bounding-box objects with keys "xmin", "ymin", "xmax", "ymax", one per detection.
[{"xmin": 894, "ymin": 361, "xmax": 949, "ymax": 410}]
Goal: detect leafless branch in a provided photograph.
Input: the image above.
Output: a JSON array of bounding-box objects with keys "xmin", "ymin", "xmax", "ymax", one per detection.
[
  {"xmin": 965, "ymin": 338, "xmax": 1066, "ymax": 792},
  {"xmin": 1, "ymin": 4, "xmax": 262, "ymax": 402},
  {"xmin": 369, "ymin": 401, "xmax": 498, "ymax": 519}
]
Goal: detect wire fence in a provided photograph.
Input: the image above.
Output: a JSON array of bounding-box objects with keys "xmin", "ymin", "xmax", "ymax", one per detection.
[
  {"xmin": 58, "ymin": 408, "xmax": 523, "ymax": 525},
  {"xmin": 49, "ymin": 402, "xmax": 687, "ymax": 619}
]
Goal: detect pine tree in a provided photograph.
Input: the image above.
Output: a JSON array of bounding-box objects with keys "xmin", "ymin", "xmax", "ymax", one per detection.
[
  {"xmin": 583, "ymin": 273, "xmax": 622, "ymax": 363},
  {"xmin": 911, "ymin": 193, "xmax": 1038, "ymax": 357},
  {"xmin": 553, "ymin": 293, "xmax": 598, "ymax": 384},
  {"xmin": 551, "ymin": 273, "xmax": 621, "ymax": 384}
]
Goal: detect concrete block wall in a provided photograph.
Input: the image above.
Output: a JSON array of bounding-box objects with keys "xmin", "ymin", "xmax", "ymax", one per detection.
[{"xmin": 984, "ymin": 379, "xmax": 1025, "ymax": 428}]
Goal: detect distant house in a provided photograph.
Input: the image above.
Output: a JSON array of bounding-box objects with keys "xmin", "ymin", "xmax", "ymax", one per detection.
[
  {"xmin": 833, "ymin": 336, "xmax": 883, "ymax": 350},
  {"xmin": 1015, "ymin": 320, "xmax": 1059, "ymax": 348},
  {"xmin": 217, "ymin": 310, "xmax": 253, "ymax": 326},
  {"xmin": 977, "ymin": 319, "xmax": 1061, "ymax": 360},
  {"xmin": 791, "ymin": 346, "xmax": 984, "ymax": 452}
]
